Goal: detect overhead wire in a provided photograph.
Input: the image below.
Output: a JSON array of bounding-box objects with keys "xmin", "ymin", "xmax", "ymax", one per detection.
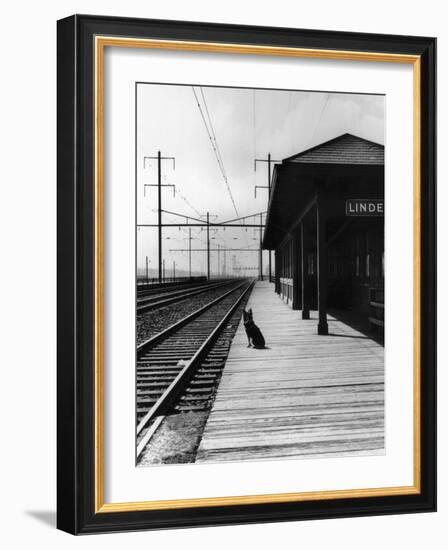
[
  {"xmin": 192, "ymin": 86, "xmax": 239, "ymax": 217},
  {"xmin": 175, "ymin": 188, "xmax": 202, "ymax": 218},
  {"xmin": 200, "ymin": 88, "xmax": 227, "ymax": 181},
  {"xmin": 198, "ymin": 86, "xmax": 252, "ymax": 272},
  {"xmin": 310, "ymin": 94, "xmax": 331, "ymax": 145}
]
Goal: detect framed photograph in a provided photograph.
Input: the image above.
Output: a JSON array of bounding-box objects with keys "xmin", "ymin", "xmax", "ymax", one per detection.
[{"xmin": 57, "ymin": 14, "xmax": 436, "ymax": 534}]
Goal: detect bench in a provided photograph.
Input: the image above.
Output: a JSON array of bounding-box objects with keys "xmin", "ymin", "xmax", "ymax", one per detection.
[{"xmin": 368, "ymin": 288, "xmax": 384, "ymax": 330}]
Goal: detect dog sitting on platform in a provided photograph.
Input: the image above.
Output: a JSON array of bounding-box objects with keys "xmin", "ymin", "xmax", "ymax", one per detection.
[{"xmin": 242, "ymin": 308, "xmax": 266, "ymax": 349}]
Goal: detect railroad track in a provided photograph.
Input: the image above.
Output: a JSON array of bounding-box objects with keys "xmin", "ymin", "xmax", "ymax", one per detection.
[
  {"xmin": 137, "ymin": 279, "xmax": 234, "ymax": 314},
  {"xmin": 137, "ymin": 280, "xmax": 208, "ymax": 299},
  {"xmin": 136, "ymin": 278, "xmax": 254, "ymax": 459}
]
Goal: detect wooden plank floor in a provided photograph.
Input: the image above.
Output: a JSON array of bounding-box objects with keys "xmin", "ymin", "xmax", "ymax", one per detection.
[{"xmin": 196, "ymin": 281, "xmax": 384, "ymax": 463}]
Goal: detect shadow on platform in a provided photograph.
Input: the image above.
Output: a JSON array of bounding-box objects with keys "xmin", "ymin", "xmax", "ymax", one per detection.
[{"xmin": 196, "ymin": 281, "xmax": 385, "ymax": 464}]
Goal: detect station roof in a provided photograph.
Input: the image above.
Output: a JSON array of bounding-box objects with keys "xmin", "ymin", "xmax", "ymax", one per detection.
[
  {"xmin": 284, "ymin": 133, "xmax": 384, "ymax": 165},
  {"xmin": 263, "ymin": 133, "xmax": 384, "ymax": 249}
]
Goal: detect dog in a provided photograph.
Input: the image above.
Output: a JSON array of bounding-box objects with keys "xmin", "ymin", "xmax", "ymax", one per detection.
[{"xmin": 242, "ymin": 308, "xmax": 266, "ymax": 349}]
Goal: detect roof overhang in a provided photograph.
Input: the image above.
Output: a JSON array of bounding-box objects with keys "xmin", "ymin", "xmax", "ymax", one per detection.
[{"xmin": 263, "ymin": 161, "xmax": 383, "ymax": 249}]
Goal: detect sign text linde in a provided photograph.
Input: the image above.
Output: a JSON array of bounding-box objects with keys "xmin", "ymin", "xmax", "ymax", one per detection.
[{"xmin": 345, "ymin": 199, "xmax": 384, "ymax": 216}]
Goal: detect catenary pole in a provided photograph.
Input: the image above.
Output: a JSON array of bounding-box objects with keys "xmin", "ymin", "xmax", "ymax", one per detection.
[
  {"xmin": 143, "ymin": 151, "xmax": 175, "ymax": 283},
  {"xmin": 206, "ymin": 212, "xmax": 210, "ymax": 280},
  {"xmin": 255, "ymin": 153, "xmax": 280, "ymax": 282}
]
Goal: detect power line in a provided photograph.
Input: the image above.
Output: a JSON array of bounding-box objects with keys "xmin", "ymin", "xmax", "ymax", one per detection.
[
  {"xmin": 200, "ymin": 88, "xmax": 244, "ymax": 242},
  {"xmin": 175, "ymin": 187, "xmax": 202, "ymax": 218},
  {"xmin": 310, "ymin": 94, "xmax": 331, "ymax": 145},
  {"xmin": 196, "ymin": 87, "xmax": 237, "ymax": 214},
  {"xmin": 253, "ymin": 89, "xmax": 256, "ymax": 161},
  {"xmin": 200, "ymin": 88, "xmax": 226, "ymax": 176},
  {"xmin": 192, "ymin": 86, "xmax": 239, "ymax": 217}
]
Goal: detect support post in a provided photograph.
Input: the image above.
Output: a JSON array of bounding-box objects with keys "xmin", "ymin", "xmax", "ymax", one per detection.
[
  {"xmin": 317, "ymin": 187, "xmax": 328, "ymax": 335},
  {"xmin": 274, "ymin": 250, "xmax": 280, "ymax": 294},
  {"xmin": 254, "ymin": 154, "xmax": 280, "ymax": 283},
  {"xmin": 259, "ymin": 213, "xmax": 263, "ymax": 281},
  {"xmin": 268, "ymin": 153, "xmax": 272, "ymax": 283},
  {"xmin": 268, "ymin": 251, "xmax": 272, "ymax": 281},
  {"xmin": 301, "ymin": 220, "xmax": 310, "ymax": 319},
  {"xmin": 292, "ymin": 229, "xmax": 302, "ymax": 310}
]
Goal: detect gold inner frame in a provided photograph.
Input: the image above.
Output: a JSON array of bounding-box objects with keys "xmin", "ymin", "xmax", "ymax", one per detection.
[{"xmin": 94, "ymin": 36, "xmax": 421, "ymax": 513}]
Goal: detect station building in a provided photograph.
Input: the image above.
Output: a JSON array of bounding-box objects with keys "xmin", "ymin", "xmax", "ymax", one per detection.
[{"xmin": 262, "ymin": 133, "xmax": 384, "ymax": 335}]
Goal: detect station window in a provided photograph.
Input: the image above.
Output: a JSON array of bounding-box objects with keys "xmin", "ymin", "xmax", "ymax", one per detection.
[{"xmin": 308, "ymin": 252, "xmax": 314, "ymax": 275}]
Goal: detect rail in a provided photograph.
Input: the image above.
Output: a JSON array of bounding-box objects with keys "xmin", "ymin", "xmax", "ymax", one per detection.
[
  {"xmin": 136, "ymin": 279, "xmax": 254, "ymax": 458},
  {"xmin": 137, "ymin": 279, "xmax": 235, "ymax": 313}
]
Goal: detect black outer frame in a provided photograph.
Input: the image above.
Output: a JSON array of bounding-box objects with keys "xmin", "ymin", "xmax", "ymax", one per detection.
[{"xmin": 57, "ymin": 14, "xmax": 436, "ymax": 535}]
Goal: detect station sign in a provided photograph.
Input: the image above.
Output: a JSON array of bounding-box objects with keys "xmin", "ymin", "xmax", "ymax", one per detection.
[{"xmin": 345, "ymin": 199, "xmax": 384, "ymax": 216}]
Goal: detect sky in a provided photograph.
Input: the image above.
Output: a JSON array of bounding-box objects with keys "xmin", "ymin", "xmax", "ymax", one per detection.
[{"xmin": 136, "ymin": 84, "xmax": 384, "ymax": 279}]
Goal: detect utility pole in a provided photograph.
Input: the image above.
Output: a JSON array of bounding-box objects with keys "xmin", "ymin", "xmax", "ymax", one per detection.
[
  {"xmin": 188, "ymin": 227, "xmax": 192, "ymax": 279},
  {"xmin": 198, "ymin": 211, "xmax": 217, "ymax": 280},
  {"xmin": 254, "ymin": 153, "xmax": 280, "ymax": 283},
  {"xmin": 207, "ymin": 212, "xmax": 210, "ymax": 280},
  {"xmin": 139, "ymin": 209, "xmax": 264, "ymax": 281},
  {"xmin": 182, "ymin": 228, "xmax": 193, "ymax": 279},
  {"xmin": 143, "ymin": 151, "xmax": 175, "ymax": 283},
  {"xmin": 158, "ymin": 152, "xmax": 162, "ymax": 282}
]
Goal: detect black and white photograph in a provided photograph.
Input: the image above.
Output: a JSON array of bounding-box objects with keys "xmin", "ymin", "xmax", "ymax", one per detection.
[
  {"xmin": 0, "ymin": 0, "xmax": 441, "ymax": 543},
  {"xmin": 135, "ymin": 83, "xmax": 385, "ymax": 466}
]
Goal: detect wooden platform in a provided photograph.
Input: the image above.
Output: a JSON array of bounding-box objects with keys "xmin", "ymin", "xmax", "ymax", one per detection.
[{"xmin": 196, "ymin": 281, "xmax": 384, "ymax": 463}]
